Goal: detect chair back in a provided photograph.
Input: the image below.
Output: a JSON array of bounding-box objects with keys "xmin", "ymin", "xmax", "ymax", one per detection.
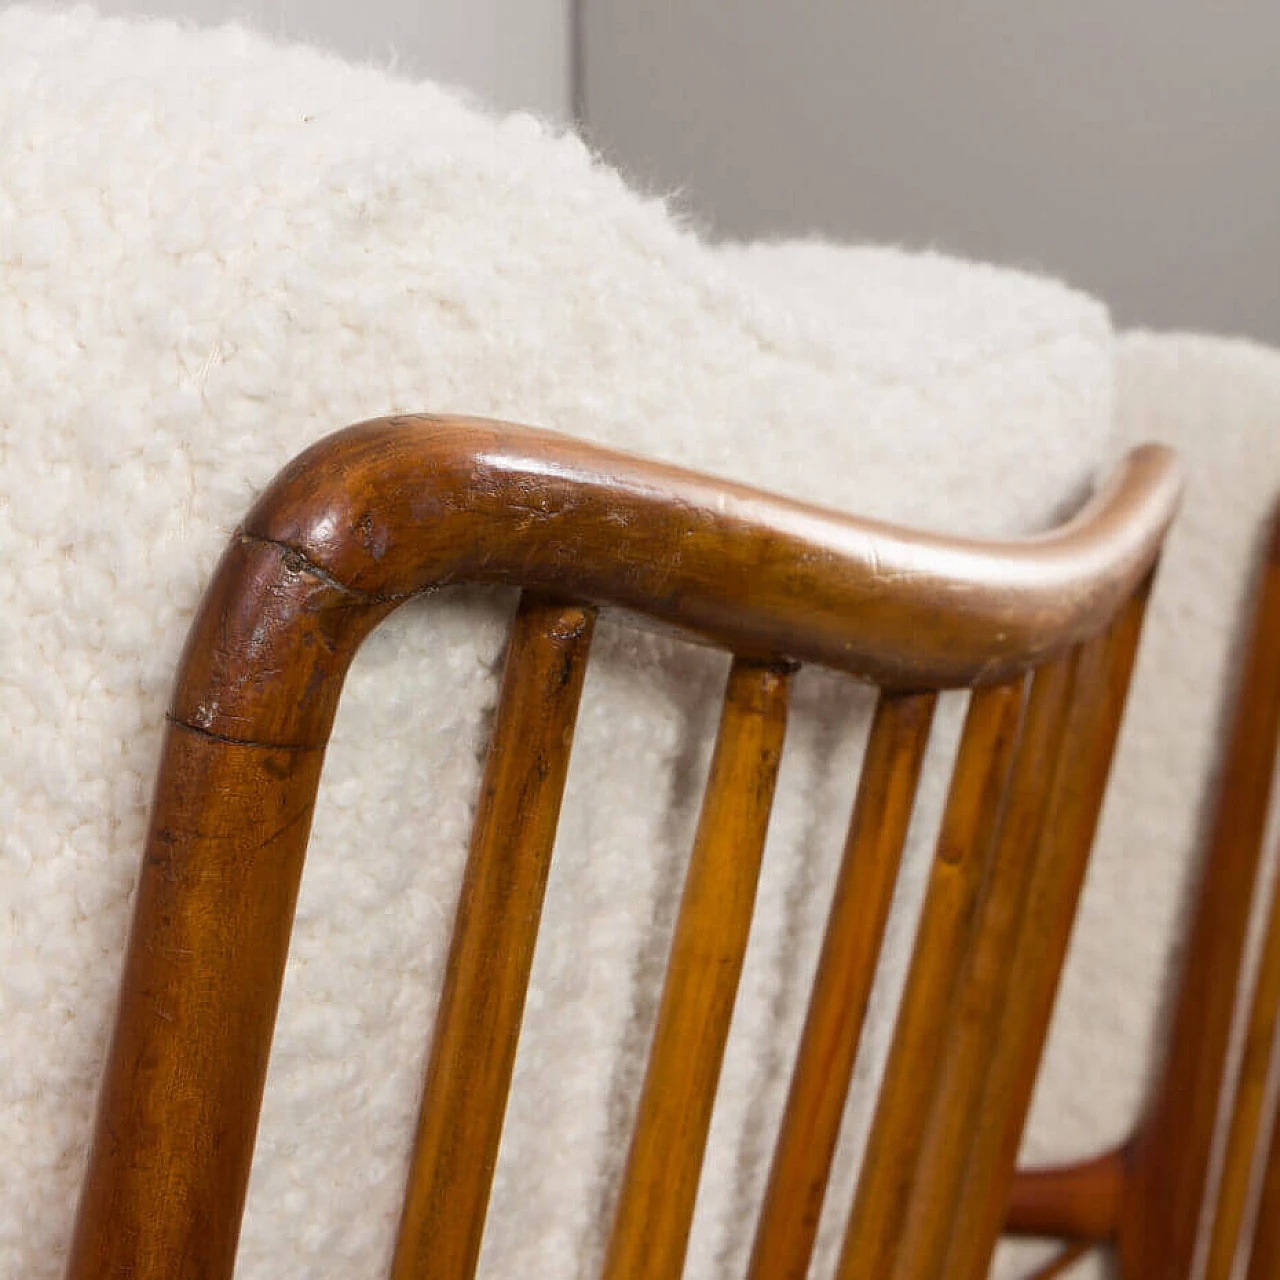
[{"xmin": 65, "ymin": 415, "xmax": 1181, "ymax": 1280}]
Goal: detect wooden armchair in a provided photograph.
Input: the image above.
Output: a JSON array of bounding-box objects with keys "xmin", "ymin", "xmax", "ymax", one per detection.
[{"xmin": 64, "ymin": 415, "xmax": 1212, "ymax": 1278}]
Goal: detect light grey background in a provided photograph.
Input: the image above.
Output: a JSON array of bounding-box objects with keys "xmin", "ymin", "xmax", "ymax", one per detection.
[
  {"xmin": 65, "ymin": 0, "xmax": 572, "ymax": 119},
  {"xmin": 579, "ymin": 2, "xmax": 1280, "ymax": 345},
  {"xmin": 13, "ymin": 3, "xmax": 1277, "ymax": 342}
]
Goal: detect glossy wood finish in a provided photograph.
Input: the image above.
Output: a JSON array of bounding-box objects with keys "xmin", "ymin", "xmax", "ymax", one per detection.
[
  {"xmin": 747, "ymin": 689, "xmax": 937, "ymax": 1280},
  {"xmin": 390, "ymin": 595, "xmax": 595, "ymax": 1280},
  {"xmin": 64, "ymin": 413, "xmax": 1182, "ymax": 1280},
  {"xmin": 245, "ymin": 416, "xmax": 1179, "ymax": 691},
  {"xmin": 1121, "ymin": 517, "xmax": 1280, "ymax": 1280},
  {"xmin": 837, "ymin": 678, "xmax": 1028, "ymax": 1280},
  {"xmin": 601, "ymin": 659, "xmax": 790, "ymax": 1280}
]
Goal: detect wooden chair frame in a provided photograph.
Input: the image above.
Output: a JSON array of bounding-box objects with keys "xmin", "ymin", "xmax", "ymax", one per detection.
[{"xmin": 64, "ymin": 413, "xmax": 1195, "ymax": 1280}]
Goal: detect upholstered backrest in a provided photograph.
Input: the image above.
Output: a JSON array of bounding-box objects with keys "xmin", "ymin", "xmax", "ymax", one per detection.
[{"xmin": 64, "ymin": 415, "xmax": 1179, "ymax": 1280}]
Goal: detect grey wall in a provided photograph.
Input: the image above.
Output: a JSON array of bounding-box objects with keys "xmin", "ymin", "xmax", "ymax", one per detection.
[
  {"xmin": 75, "ymin": 0, "xmax": 572, "ymax": 118},
  {"xmin": 581, "ymin": 2, "xmax": 1280, "ymax": 344}
]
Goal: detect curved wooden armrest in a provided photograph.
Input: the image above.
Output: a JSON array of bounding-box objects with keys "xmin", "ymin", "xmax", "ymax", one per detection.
[{"xmin": 178, "ymin": 413, "xmax": 1179, "ymax": 750}]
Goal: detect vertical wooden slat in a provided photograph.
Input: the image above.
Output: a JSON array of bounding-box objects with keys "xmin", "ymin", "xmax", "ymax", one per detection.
[
  {"xmin": 892, "ymin": 654, "xmax": 1080, "ymax": 1279},
  {"xmin": 1122, "ymin": 520, "xmax": 1280, "ymax": 1280},
  {"xmin": 391, "ymin": 595, "xmax": 596, "ymax": 1280},
  {"xmin": 1245, "ymin": 1096, "xmax": 1280, "ymax": 1280},
  {"xmin": 747, "ymin": 689, "xmax": 938, "ymax": 1280},
  {"xmin": 600, "ymin": 658, "xmax": 791, "ymax": 1280},
  {"xmin": 65, "ymin": 725, "xmax": 329, "ymax": 1280},
  {"xmin": 835, "ymin": 676, "xmax": 1028, "ymax": 1280},
  {"xmin": 1206, "ymin": 856, "xmax": 1280, "ymax": 1279},
  {"xmin": 942, "ymin": 582, "xmax": 1155, "ymax": 1280}
]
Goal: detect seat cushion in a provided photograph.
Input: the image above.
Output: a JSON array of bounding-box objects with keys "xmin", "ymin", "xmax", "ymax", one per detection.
[{"xmin": 0, "ymin": 8, "xmax": 1114, "ymax": 1278}]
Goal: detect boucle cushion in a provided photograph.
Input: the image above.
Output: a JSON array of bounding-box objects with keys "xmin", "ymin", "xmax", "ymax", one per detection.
[{"xmin": 0, "ymin": 8, "xmax": 1115, "ymax": 1279}]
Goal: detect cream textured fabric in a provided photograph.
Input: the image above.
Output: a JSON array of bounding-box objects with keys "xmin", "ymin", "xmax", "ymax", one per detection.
[{"xmin": 0, "ymin": 8, "xmax": 1148, "ymax": 1279}]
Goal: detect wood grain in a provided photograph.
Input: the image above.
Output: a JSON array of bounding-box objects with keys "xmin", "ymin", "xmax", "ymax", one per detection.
[
  {"xmin": 390, "ymin": 595, "xmax": 595, "ymax": 1280},
  {"xmin": 245, "ymin": 415, "xmax": 1180, "ymax": 690},
  {"xmin": 600, "ymin": 659, "xmax": 790, "ymax": 1280},
  {"xmin": 747, "ymin": 689, "xmax": 937, "ymax": 1280}
]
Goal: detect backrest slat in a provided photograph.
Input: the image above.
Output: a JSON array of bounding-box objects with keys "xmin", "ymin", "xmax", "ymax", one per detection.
[
  {"xmin": 943, "ymin": 584, "xmax": 1154, "ymax": 1279},
  {"xmin": 600, "ymin": 658, "xmax": 791, "ymax": 1280},
  {"xmin": 391, "ymin": 594, "xmax": 595, "ymax": 1280},
  {"xmin": 746, "ymin": 688, "xmax": 937, "ymax": 1280},
  {"xmin": 892, "ymin": 654, "xmax": 1080, "ymax": 1278},
  {"xmin": 836, "ymin": 677, "xmax": 1028, "ymax": 1280}
]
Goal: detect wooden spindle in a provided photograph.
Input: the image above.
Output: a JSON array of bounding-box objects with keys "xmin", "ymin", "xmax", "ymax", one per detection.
[
  {"xmin": 835, "ymin": 677, "xmax": 1027, "ymax": 1280},
  {"xmin": 391, "ymin": 595, "xmax": 595, "ymax": 1280},
  {"xmin": 943, "ymin": 583, "xmax": 1154, "ymax": 1280},
  {"xmin": 892, "ymin": 655, "xmax": 1079, "ymax": 1279},
  {"xmin": 747, "ymin": 689, "xmax": 937, "ymax": 1280},
  {"xmin": 600, "ymin": 658, "xmax": 791, "ymax": 1280}
]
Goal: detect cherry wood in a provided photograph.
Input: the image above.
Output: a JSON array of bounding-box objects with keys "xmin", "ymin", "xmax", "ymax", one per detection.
[
  {"xmin": 944, "ymin": 585, "xmax": 1155, "ymax": 1279},
  {"xmin": 63, "ymin": 413, "xmax": 1182, "ymax": 1280},
  {"xmin": 747, "ymin": 689, "xmax": 938, "ymax": 1280},
  {"xmin": 390, "ymin": 595, "xmax": 595, "ymax": 1280},
  {"xmin": 1120, "ymin": 516, "xmax": 1280, "ymax": 1280},
  {"xmin": 600, "ymin": 658, "xmax": 790, "ymax": 1280},
  {"xmin": 836, "ymin": 677, "xmax": 1028, "ymax": 1280},
  {"xmin": 244, "ymin": 416, "xmax": 1178, "ymax": 691}
]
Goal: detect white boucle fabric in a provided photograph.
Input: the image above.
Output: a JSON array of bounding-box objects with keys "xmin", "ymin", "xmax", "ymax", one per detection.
[{"xmin": 0, "ymin": 9, "xmax": 1121, "ymax": 1279}]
